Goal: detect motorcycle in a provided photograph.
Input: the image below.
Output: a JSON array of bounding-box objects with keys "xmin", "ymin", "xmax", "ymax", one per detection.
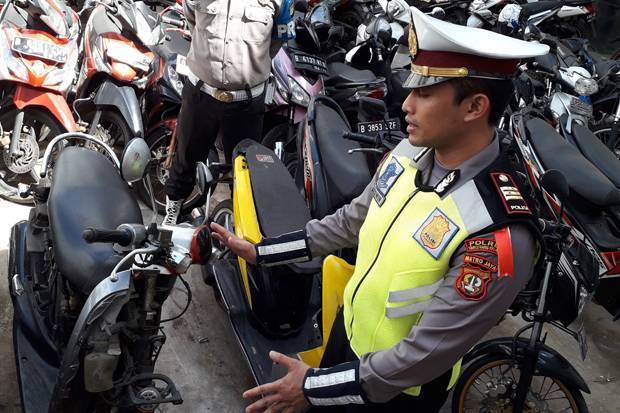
[
  {"xmin": 0, "ymin": 0, "xmax": 80, "ymax": 203},
  {"xmin": 8, "ymin": 133, "xmax": 212, "ymax": 412},
  {"xmin": 452, "ymin": 168, "xmax": 597, "ymax": 412}
]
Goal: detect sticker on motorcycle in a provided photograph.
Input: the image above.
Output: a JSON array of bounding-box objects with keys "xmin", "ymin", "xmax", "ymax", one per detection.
[{"xmin": 256, "ymin": 154, "xmax": 275, "ymax": 163}]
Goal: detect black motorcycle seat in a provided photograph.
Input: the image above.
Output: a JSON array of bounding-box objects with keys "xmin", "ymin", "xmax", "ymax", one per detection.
[
  {"xmin": 526, "ymin": 118, "xmax": 620, "ymax": 207},
  {"xmin": 595, "ymin": 60, "xmax": 620, "ymax": 78},
  {"xmin": 312, "ymin": 99, "xmax": 371, "ymax": 216},
  {"xmin": 48, "ymin": 147, "xmax": 143, "ymax": 295},
  {"xmin": 519, "ymin": 1, "xmax": 563, "ymax": 18},
  {"xmin": 243, "ymin": 143, "xmax": 311, "ymax": 238},
  {"xmin": 569, "ymin": 120, "xmax": 620, "ymax": 188},
  {"xmin": 325, "ymin": 62, "xmax": 377, "ymax": 87}
]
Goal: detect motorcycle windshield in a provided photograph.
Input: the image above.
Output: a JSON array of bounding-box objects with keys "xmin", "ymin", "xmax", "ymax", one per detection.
[
  {"xmin": 134, "ymin": 2, "xmax": 163, "ymax": 48},
  {"xmin": 31, "ymin": 0, "xmax": 69, "ymax": 38}
]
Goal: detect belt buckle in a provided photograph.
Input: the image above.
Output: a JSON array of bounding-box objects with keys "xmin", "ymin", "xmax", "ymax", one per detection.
[{"xmin": 215, "ymin": 89, "xmax": 234, "ymax": 103}]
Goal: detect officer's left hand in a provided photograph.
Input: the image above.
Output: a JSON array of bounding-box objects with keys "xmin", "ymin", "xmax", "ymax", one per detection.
[{"xmin": 243, "ymin": 351, "xmax": 310, "ymax": 413}]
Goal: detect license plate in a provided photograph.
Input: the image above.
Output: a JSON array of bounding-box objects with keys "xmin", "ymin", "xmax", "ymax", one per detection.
[
  {"xmin": 357, "ymin": 118, "xmax": 401, "ymax": 135},
  {"xmin": 175, "ymin": 54, "xmax": 189, "ymax": 77},
  {"xmin": 11, "ymin": 36, "xmax": 66, "ymax": 64},
  {"xmin": 569, "ymin": 97, "xmax": 593, "ymax": 118},
  {"xmin": 292, "ymin": 52, "xmax": 328, "ymax": 76}
]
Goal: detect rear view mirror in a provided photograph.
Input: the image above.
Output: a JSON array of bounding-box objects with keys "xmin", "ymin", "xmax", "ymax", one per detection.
[
  {"xmin": 358, "ymin": 97, "xmax": 388, "ymax": 121},
  {"xmin": 121, "ymin": 138, "xmax": 151, "ymax": 183},
  {"xmin": 294, "ymin": 0, "xmax": 308, "ymax": 13},
  {"xmin": 430, "ymin": 7, "xmax": 446, "ymax": 20}
]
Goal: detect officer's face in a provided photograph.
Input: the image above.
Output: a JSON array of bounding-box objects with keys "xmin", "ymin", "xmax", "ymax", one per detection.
[{"xmin": 401, "ymin": 82, "xmax": 466, "ymax": 148}]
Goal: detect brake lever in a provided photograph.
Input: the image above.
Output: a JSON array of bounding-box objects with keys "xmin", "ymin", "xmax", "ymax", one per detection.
[{"xmin": 348, "ymin": 148, "xmax": 384, "ymax": 155}]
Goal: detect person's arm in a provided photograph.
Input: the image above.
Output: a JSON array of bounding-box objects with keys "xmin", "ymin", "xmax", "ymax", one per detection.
[{"xmin": 302, "ymin": 225, "xmax": 537, "ymax": 405}]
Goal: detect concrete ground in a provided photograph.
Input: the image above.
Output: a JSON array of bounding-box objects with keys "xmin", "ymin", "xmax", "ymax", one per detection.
[{"xmin": 1, "ymin": 195, "xmax": 619, "ymax": 413}]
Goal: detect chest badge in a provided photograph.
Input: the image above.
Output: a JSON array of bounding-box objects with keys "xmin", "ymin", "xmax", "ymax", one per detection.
[
  {"xmin": 373, "ymin": 157, "xmax": 404, "ymax": 206},
  {"xmin": 413, "ymin": 208, "xmax": 460, "ymax": 259}
]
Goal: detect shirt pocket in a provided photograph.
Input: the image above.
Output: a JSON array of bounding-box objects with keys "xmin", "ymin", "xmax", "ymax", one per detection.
[
  {"xmin": 194, "ymin": 0, "xmax": 220, "ymax": 35},
  {"xmin": 242, "ymin": 4, "xmax": 274, "ymax": 43}
]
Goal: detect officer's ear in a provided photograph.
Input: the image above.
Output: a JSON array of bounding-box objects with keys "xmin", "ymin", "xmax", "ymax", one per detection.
[{"xmin": 462, "ymin": 93, "xmax": 491, "ymax": 124}]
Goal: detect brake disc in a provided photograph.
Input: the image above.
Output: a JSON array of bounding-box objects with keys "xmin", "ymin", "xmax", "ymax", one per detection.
[{"xmin": 2, "ymin": 128, "xmax": 39, "ymax": 174}]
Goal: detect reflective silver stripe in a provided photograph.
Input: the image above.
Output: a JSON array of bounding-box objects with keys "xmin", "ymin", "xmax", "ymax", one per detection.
[
  {"xmin": 257, "ymin": 239, "xmax": 306, "ymax": 256},
  {"xmin": 308, "ymin": 395, "xmax": 365, "ymax": 406},
  {"xmin": 385, "ymin": 299, "xmax": 431, "ymax": 319},
  {"xmin": 391, "ymin": 139, "xmax": 427, "ymax": 161},
  {"xmin": 450, "ymin": 180, "xmax": 493, "ymax": 234},
  {"xmin": 304, "ymin": 369, "xmax": 356, "ymax": 390},
  {"xmin": 387, "ymin": 278, "xmax": 444, "ymax": 303}
]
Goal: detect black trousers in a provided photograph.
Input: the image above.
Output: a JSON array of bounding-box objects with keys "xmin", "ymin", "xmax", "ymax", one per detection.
[
  {"xmin": 166, "ymin": 81, "xmax": 266, "ymax": 200},
  {"xmin": 310, "ymin": 311, "xmax": 451, "ymax": 413}
]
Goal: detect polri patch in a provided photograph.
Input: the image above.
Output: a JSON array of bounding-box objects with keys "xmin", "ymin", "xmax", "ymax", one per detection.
[
  {"xmin": 455, "ymin": 265, "xmax": 492, "ymax": 301},
  {"xmin": 374, "ymin": 157, "xmax": 405, "ymax": 206},
  {"xmin": 465, "ymin": 238, "xmax": 497, "ymax": 254},
  {"xmin": 490, "ymin": 172, "xmax": 531, "ymax": 215},
  {"xmin": 464, "ymin": 254, "xmax": 498, "ymax": 273},
  {"xmin": 413, "ymin": 208, "xmax": 460, "ymax": 259}
]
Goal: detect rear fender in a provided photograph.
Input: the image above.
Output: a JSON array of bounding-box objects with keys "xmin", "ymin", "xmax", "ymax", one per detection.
[
  {"xmin": 93, "ymin": 80, "xmax": 144, "ymax": 138},
  {"xmin": 13, "ymin": 84, "xmax": 78, "ymax": 132},
  {"xmin": 465, "ymin": 337, "xmax": 590, "ymax": 394}
]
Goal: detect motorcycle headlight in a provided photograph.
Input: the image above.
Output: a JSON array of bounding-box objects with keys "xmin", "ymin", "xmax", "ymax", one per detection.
[
  {"xmin": 288, "ymin": 76, "xmax": 310, "ymax": 107},
  {"xmin": 574, "ymin": 77, "xmax": 599, "ymax": 96},
  {"xmin": 7, "ymin": 56, "xmax": 29, "ymax": 81},
  {"xmin": 107, "ymin": 45, "xmax": 150, "ymax": 72}
]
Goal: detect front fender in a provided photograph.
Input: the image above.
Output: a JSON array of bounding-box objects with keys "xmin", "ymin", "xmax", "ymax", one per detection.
[
  {"xmin": 93, "ymin": 80, "xmax": 144, "ymax": 138},
  {"xmin": 14, "ymin": 84, "xmax": 78, "ymax": 132},
  {"xmin": 464, "ymin": 337, "xmax": 590, "ymax": 394}
]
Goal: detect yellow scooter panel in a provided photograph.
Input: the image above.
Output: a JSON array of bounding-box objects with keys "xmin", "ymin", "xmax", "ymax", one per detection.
[{"xmin": 298, "ymin": 255, "xmax": 354, "ymax": 367}]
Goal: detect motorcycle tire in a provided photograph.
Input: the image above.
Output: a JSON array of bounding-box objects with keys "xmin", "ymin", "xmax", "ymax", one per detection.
[
  {"xmin": 261, "ymin": 123, "xmax": 299, "ymax": 178},
  {"xmin": 136, "ymin": 127, "xmax": 209, "ymax": 214},
  {"xmin": 84, "ymin": 109, "xmax": 132, "ymax": 159},
  {"xmin": 0, "ymin": 107, "xmax": 62, "ymax": 205},
  {"xmin": 451, "ymin": 353, "xmax": 589, "ymax": 413}
]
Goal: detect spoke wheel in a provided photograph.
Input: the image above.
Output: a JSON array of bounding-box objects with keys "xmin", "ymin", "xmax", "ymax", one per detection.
[{"xmin": 453, "ymin": 355, "xmax": 588, "ymax": 413}]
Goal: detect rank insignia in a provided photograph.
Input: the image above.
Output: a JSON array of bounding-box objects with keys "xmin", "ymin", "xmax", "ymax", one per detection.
[
  {"xmin": 465, "ymin": 238, "xmax": 497, "ymax": 254},
  {"xmin": 374, "ymin": 157, "xmax": 404, "ymax": 206},
  {"xmin": 464, "ymin": 254, "xmax": 498, "ymax": 272},
  {"xmin": 455, "ymin": 266, "xmax": 492, "ymax": 301},
  {"xmin": 490, "ymin": 172, "xmax": 531, "ymax": 215},
  {"xmin": 413, "ymin": 208, "xmax": 460, "ymax": 259}
]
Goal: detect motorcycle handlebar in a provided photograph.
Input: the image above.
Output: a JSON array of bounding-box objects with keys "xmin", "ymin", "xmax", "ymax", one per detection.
[
  {"xmin": 83, "ymin": 227, "xmax": 133, "ymax": 246},
  {"xmin": 342, "ymin": 131, "xmax": 377, "ymax": 146},
  {"xmin": 162, "ymin": 16, "xmax": 185, "ymax": 28},
  {"xmin": 538, "ymin": 218, "xmax": 570, "ymax": 236}
]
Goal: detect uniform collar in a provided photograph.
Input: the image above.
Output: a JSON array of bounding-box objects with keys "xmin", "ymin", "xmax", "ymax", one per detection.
[{"xmin": 412, "ymin": 133, "xmax": 500, "ymax": 196}]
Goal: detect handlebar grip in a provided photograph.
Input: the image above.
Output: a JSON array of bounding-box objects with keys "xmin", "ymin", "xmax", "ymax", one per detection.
[
  {"xmin": 342, "ymin": 131, "xmax": 377, "ymax": 146},
  {"xmin": 82, "ymin": 227, "xmax": 133, "ymax": 246},
  {"xmin": 162, "ymin": 16, "xmax": 185, "ymax": 28}
]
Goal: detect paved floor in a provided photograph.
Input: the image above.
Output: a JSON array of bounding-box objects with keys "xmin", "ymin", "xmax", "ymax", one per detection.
[{"xmin": 1, "ymin": 195, "xmax": 619, "ymax": 413}]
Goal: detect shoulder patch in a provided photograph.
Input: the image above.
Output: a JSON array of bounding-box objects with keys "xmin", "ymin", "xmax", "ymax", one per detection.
[
  {"xmin": 374, "ymin": 157, "xmax": 405, "ymax": 206},
  {"xmin": 413, "ymin": 208, "xmax": 460, "ymax": 259},
  {"xmin": 455, "ymin": 265, "xmax": 492, "ymax": 301},
  {"xmin": 464, "ymin": 253, "xmax": 498, "ymax": 272},
  {"xmin": 465, "ymin": 238, "xmax": 497, "ymax": 254},
  {"xmin": 490, "ymin": 172, "xmax": 532, "ymax": 215}
]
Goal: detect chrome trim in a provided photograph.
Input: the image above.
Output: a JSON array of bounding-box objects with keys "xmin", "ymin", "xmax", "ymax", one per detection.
[{"xmin": 11, "ymin": 274, "xmax": 24, "ymax": 296}]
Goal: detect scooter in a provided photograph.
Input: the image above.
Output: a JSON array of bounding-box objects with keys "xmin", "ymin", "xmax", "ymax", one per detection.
[
  {"xmin": 8, "ymin": 133, "xmax": 212, "ymax": 412},
  {"xmin": 201, "ymin": 138, "xmax": 358, "ymax": 386},
  {"xmin": 0, "ymin": 0, "xmax": 80, "ymax": 203}
]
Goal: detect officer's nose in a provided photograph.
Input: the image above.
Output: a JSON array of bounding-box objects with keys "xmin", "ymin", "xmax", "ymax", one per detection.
[{"xmin": 402, "ymin": 90, "xmax": 416, "ymax": 115}]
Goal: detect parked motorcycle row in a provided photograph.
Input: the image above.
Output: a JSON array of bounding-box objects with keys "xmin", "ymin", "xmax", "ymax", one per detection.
[{"xmin": 3, "ymin": 0, "xmax": 620, "ymax": 411}]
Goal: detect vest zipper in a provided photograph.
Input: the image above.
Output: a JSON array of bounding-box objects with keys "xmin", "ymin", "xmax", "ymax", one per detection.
[{"xmin": 348, "ymin": 188, "xmax": 421, "ymax": 341}]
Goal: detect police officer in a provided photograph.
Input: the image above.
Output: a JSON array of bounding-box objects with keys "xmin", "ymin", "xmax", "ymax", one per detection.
[
  {"xmin": 211, "ymin": 7, "xmax": 549, "ymax": 412},
  {"xmin": 163, "ymin": 0, "xmax": 297, "ymax": 225}
]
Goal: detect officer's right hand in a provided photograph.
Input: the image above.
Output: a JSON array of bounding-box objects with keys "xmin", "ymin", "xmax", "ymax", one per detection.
[{"xmin": 210, "ymin": 222, "xmax": 257, "ymax": 264}]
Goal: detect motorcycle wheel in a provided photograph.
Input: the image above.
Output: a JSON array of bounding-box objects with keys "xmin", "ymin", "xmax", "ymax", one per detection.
[
  {"xmin": 85, "ymin": 110, "xmax": 132, "ymax": 160},
  {"xmin": 452, "ymin": 354, "xmax": 588, "ymax": 413},
  {"xmin": 210, "ymin": 199, "xmax": 234, "ymax": 252},
  {"xmin": 136, "ymin": 127, "xmax": 206, "ymax": 214},
  {"xmin": 0, "ymin": 107, "xmax": 62, "ymax": 204},
  {"xmin": 261, "ymin": 123, "xmax": 299, "ymax": 178}
]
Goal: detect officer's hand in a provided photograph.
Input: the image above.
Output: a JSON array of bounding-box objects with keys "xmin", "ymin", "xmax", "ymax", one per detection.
[
  {"xmin": 210, "ymin": 222, "xmax": 257, "ymax": 264},
  {"xmin": 243, "ymin": 351, "xmax": 310, "ymax": 413}
]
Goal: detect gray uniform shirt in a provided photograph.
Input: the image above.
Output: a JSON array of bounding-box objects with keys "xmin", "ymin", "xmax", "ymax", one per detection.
[
  {"xmin": 183, "ymin": 0, "xmax": 289, "ymax": 90},
  {"xmin": 306, "ymin": 137, "xmax": 537, "ymax": 403}
]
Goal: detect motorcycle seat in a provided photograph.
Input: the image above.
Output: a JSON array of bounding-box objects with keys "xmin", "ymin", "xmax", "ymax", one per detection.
[
  {"xmin": 310, "ymin": 97, "xmax": 372, "ymax": 218},
  {"xmin": 242, "ymin": 142, "xmax": 311, "ymax": 238},
  {"xmin": 566, "ymin": 119, "xmax": 620, "ymax": 188},
  {"xmin": 519, "ymin": 1, "xmax": 563, "ymax": 18},
  {"xmin": 526, "ymin": 118, "xmax": 620, "ymax": 207},
  {"xmin": 48, "ymin": 147, "xmax": 143, "ymax": 295},
  {"xmin": 325, "ymin": 62, "xmax": 378, "ymax": 87},
  {"xmin": 594, "ymin": 60, "xmax": 620, "ymax": 78}
]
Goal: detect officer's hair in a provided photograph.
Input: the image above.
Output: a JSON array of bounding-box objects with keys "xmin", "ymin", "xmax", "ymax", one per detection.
[{"xmin": 450, "ymin": 78, "xmax": 514, "ymax": 125}]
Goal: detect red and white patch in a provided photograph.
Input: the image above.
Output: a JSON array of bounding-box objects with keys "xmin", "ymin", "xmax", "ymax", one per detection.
[{"xmin": 455, "ymin": 266, "xmax": 492, "ymax": 301}]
